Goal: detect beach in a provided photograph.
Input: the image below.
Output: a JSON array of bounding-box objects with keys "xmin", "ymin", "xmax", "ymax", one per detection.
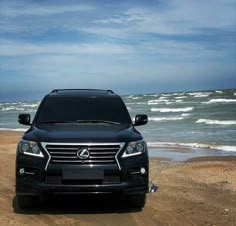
[{"xmin": 0, "ymin": 131, "xmax": 236, "ymax": 225}]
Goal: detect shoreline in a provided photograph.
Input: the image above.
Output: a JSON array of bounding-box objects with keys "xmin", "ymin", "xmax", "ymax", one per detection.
[
  {"xmin": 0, "ymin": 130, "xmax": 236, "ymax": 225},
  {"xmin": 1, "ymin": 130, "xmax": 236, "ymax": 161}
]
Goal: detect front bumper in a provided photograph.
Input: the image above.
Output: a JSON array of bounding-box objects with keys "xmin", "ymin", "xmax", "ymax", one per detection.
[{"xmin": 16, "ymin": 154, "xmax": 149, "ymax": 196}]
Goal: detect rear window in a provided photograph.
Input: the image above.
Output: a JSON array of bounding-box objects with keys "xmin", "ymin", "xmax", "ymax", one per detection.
[{"xmin": 36, "ymin": 96, "xmax": 131, "ymax": 124}]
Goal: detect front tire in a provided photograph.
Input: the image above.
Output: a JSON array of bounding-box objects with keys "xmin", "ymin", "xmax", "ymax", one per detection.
[
  {"xmin": 17, "ymin": 195, "xmax": 35, "ymax": 209},
  {"xmin": 127, "ymin": 194, "xmax": 146, "ymax": 209}
]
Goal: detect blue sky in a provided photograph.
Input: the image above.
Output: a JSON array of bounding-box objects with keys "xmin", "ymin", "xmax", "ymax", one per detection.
[{"xmin": 0, "ymin": 0, "xmax": 236, "ymax": 101}]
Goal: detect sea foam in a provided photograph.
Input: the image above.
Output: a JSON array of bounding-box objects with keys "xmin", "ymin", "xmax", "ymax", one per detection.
[
  {"xmin": 151, "ymin": 107, "xmax": 194, "ymax": 112},
  {"xmin": 147, "ymin": 142, "xmax": 236, "ymax": 152},
  {"xmin": 2, "ymin": 107, "xmax": 24, "ymax": 111},
  {"xmin": 149, "ymin": 117, "xmax": 184, "ymax": 121},
  {"xmin": 196, "ymin": 119, "xmax": 236, "ymax": 126},
  {"xmin": 0, "ymin": 128, "xmax": 27, "ymax": 132},
  {"xmin": 148, "ymin": 99, "xmax": 170, "ymax": 105},
  {"xmin": 204, "ymin": 99, "xmax": 236, "ymax": 104},
  {"xmin": 22, "ymin": 104, "xmax": 39, "ymax": 107},
  {"xmin": 175, "ymin": 96, "xmax": 187, "ymax": 99},
  {"xmin": 193, "ymin": 94, "xmax": 210, "ymax": 98}
]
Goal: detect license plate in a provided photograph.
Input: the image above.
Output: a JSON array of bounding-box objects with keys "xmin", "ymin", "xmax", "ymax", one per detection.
[{"xmin": 62, "ymin": 168, "xmax": 104, "ymax": 180}]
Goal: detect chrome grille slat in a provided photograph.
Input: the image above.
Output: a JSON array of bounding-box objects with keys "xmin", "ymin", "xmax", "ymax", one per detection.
[
  {"xmin": 89, "ymin": 156, "xmax": 114, "ymax": 159},
  {"xmin": 90, "ymin": 151, "xmax": 116, "ymax": 155},
  {"xmin": 52, "ymin": 156, "xmax": 78, "ymax": 159},
  {"xmin": 52, "ymin": 160, "xmax": 115, "ymax": 163},
  {"xmin": 47, "ymin": 147, "xmax": 78, "ymax": 151},
  {"xmin": 88, "ymin": 147, "xmax": 118, "ymax": 150},
  {"xmin": 44, "ymin": 143, "xmax": 122, "ymax": 166},
  {"xmin": 50, "ymin": 152, "xmax": 75, "ymax": 154}
]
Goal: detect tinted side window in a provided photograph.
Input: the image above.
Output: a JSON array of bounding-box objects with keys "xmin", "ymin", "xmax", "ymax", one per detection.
[{"xmin": 36, "ymin": 96, "xmax": 131, "ymax": 124}]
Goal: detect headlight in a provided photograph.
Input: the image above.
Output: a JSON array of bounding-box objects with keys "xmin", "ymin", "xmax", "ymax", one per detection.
[
  {"xmin": 122, "ymin": 140, "xmax": 146, "ymax": 158},
  {"xmin": 18, "ymin": 139, "xmax": 44, "ymax": 158}
]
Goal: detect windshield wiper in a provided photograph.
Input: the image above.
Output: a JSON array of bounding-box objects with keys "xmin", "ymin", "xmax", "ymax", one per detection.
[
  {"xmin": 38, "ymin": 120, "xmax": 121, "ymax": 125},
  {"xmin": 38, "ymin": 120, "xmax": 76, "ymax": 124},
  {"xmin": 76, "ymin": 120, "xmax": 121, "ymax": 125}
]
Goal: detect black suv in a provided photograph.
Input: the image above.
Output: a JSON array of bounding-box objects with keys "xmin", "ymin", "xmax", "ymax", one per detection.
[{"xmin": 16, "ymin": 89, "xmax": 149, "ymax": 209}]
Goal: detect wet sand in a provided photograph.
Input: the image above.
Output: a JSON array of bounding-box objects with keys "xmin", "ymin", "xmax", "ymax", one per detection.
[{"xmin": 0, "ymin": 131, "xmax": 236, "ymax": 225}]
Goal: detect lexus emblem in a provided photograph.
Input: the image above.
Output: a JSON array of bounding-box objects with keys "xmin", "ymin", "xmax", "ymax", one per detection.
[{"xmin": 77, "ymin": 148, "xmax": 90, "ymax": 159}]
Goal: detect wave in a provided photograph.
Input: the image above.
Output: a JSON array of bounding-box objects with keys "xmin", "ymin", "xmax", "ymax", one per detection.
[
  {"xmin": 126, "ymin": 101, "xmax": 146, "ymax": 104},
  {"xmin": 132, "ymin": 97, "xmax": 140, "ymax": 100},
  {"xmin": 22, "ymin": 104, "xmax": 39, "ymax": 107},
  {"xmin": 147, "ymin": 142, "xmax": 236, "ymax": 152},
  {"xmin": 189, "ymin": 92, "xmax": 211, "ymax": 96},
  {"xmin": 204, "ymin": 99, "xmax": 236, "ymax": 104},
  {"xmin": 179, "ymin": 143, "xmax": 236, "ymax": 152},
  {"xmin": 1, "ymin": 107, "xmax": 24, "ymax": 111},
  {"xmin": 161, "ymin": 94, "xmax": 171, "ymax": 97},
  {"xmin": 144, "ymin": 94, "xmax": 159, "ymax": 97},
  {"xmin": 149, "ymin": 117, "xmax": 184, "ymax": 121},
  {"xmin": 151, "ymin": 107, "xmax": 194, "ymax": 112},
  {"xmin": 193, "ymin": 94, "xmax": 210, "ymax": 98},
  {"xmin": 181, "ymin": 113, "xmax": 191, "ymax": 117},
  {"xmin": 215, "ymin": 90, "xmax": 223, "ymax": 94},
  {"xmin": 171, "ymin": 92, "xmax": 185, "ymax": 96},
  {"xmin": 0, "ymin": 127, "xmax": 27, "ymax": 132},
  {"xmin": 148, "ymin": 99, "xmax": 170, "ymax": 105},
  {"xmin": 174, "ymin": 96, "xmax": 187, "ymax": 99},
  {"xmin": 196, "ymin": 119, "xmax": 236, "ymax": 125}
]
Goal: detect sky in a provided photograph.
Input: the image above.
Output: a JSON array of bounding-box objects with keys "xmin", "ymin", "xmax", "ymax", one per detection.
[{"xmin": 0, "ymin": 0, "xmax": 236, "ymax": 101}]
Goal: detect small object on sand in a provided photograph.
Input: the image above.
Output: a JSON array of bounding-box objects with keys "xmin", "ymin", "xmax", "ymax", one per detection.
[{"xmin": 150, "ymin": 184, "xmax": 158, "ymax": 192}]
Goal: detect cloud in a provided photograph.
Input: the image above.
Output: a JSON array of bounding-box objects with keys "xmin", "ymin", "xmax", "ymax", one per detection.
[
  {"xmin": 0, "ymin": 40, "xmax": 133, "ymax": 56},
  {"xmin": 92, "ymin": 0, "xmax": 236, "ymax": 36},
  {"xmin": 0, "ymin": 2, "xmax": 94, "ymax": 17},
  {"xmin": 0, "ymin": 0, "xmax": 235, "ymax": 99}
]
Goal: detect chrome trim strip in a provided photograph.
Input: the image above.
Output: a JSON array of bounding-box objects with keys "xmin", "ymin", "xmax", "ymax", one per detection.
[
  {"xmin": 24, "ymin": 171, "xmax": 36, "ymax": 175},
  {"xmin": 115, "ymin": 142, "xmax": 125, "ymax": 170},
  {"xmin": 53, "ymin": 159, "xmax": 114, "ymax": 163},
  {"xmin": 41, "ymin": 142, "xmax": 125, "ymax": 171},
  {"xmin": 41, "ymin": 142, "xmax": 51, "ymax": 171},
  {"xmin": 43, "ymin": 142, "xmax": 122, "ymax": 146},
  {"xmin": 130, "ymin": 171, "xmax": 141, "ymax": 175}
]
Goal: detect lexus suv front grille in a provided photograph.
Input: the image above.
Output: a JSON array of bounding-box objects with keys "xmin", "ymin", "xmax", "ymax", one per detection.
[{"xmin": 41, "ymin": 143, "xmax": 124, "ymax": 170}]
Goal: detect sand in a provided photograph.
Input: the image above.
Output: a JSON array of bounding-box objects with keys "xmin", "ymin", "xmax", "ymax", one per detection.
[{"xmin": 0, "ymin": 131, "xmax": 236, "ymax": 225}]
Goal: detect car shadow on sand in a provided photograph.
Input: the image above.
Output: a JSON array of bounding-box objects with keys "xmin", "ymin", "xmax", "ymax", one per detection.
[{"xmin": 13, "ymin": 194, "xmax": 142, "ymax": 214}]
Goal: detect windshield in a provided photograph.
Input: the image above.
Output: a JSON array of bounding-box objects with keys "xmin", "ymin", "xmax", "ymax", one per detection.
[{"xmin": 36, "ymin": 96, "xmax": 131, "ymax": 125}]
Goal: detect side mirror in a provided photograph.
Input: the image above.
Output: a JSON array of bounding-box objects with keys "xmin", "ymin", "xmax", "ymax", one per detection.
[
  {"xmin": 18, "ymin": 114, "xmax": 31, "ymax": 125},
  {"xmin": 134, "ymin": 114, "xmax": 148, "ymax": 126}
]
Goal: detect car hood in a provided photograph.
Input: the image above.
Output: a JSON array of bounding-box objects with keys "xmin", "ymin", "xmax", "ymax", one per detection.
[{"xmin": 22, "ymin": 124, "xmax": 143, "ymax": 143}]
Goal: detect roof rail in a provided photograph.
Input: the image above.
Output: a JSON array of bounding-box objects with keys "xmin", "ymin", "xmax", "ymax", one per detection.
[{"xmin": 51, "ymin": 89, "xmax": 114, "ymax": 94}]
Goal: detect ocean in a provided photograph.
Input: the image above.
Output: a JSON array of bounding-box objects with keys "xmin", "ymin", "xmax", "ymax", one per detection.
[{"xmin": 1, "ymin": 89, "xmax": 236, "ymax": 154}]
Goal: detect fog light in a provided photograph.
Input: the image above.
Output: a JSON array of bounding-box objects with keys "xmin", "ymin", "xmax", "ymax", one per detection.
[
  {"xmin": 19, "ymin": 168, "xmax": 25, "ymax": 175},
  {"xmin": 140, "ymin": 167, "xmax": 146, "ymax": 175}
]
